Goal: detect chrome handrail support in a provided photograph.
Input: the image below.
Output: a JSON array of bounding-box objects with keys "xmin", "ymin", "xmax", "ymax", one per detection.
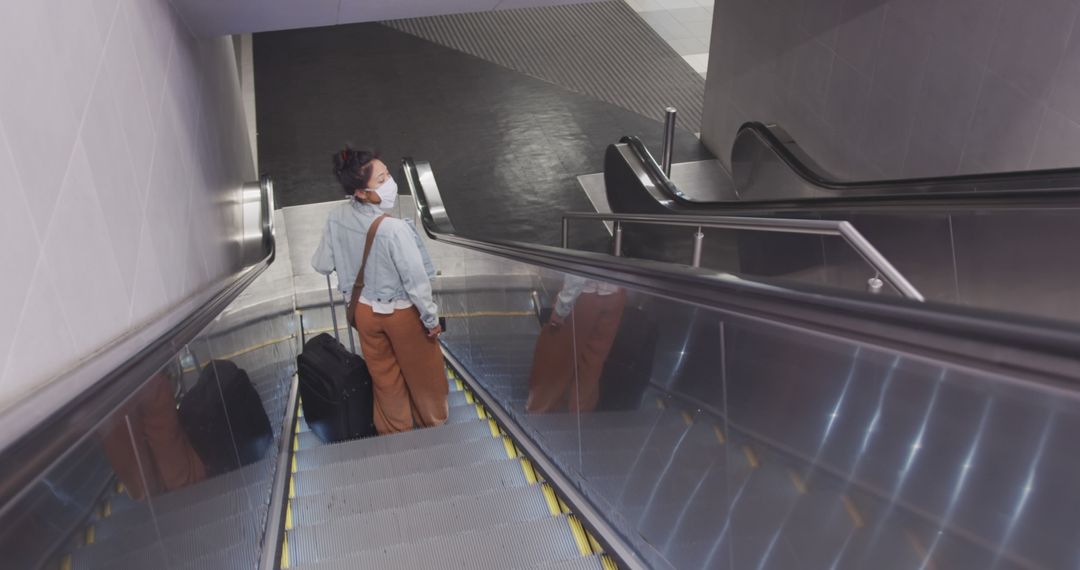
[
  {"xmin": 661, "ymin": 107, "xmax": 676, "ymax": 177},
  {"xmin": 560, "ymin": 211, "xmax": 925, "ymax": 301}
]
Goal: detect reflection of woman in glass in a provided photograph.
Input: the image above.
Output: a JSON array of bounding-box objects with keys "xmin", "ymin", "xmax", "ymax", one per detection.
[
  {"xmin": 526, "ymin": 275, "xmax": 626, "ymax": 413},
  {"xmin": 100, "ymin": 368, "xmax": 206, "ymax": 500}
]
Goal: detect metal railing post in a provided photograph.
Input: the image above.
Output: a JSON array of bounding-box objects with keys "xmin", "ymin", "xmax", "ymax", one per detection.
[
  {"xmin": 662, "ymin": 107, "xmax": 677, "ymax": 177},
  {"xmin": 691, "ymin": 227, "xmax": 704, "ymax": 268},
  {"xmin": 613, "ymin": 221, "xmax": 623, "ymax": 256}
]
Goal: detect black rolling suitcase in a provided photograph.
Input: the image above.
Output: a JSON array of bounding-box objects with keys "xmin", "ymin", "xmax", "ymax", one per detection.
[
  {"xmin": 178, "ymin": 360, "xmax": 273, "ymax": 475},
  {"xmin": 296, "ymin": 277, "xmax": 376, "ymax": 444},
  {"xmin": 598, "ymin": 304, "xmax": 659, "ymax": 411}
]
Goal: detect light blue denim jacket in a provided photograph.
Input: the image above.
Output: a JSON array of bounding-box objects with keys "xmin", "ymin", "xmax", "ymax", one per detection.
[{"xmin": 311, "ymin": 199, "xmax": 439, "ymax": 328}]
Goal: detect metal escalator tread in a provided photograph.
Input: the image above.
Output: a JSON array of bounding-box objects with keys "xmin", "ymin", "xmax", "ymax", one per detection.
[
  {"xmin": 292, "ymin": 458, "xmax": 528, "ymax": 526},
  {"xmin": 296, "ymin": 402, "xmax": 477, "ymax": 448},
  {"xmin": 529, "ymin": 555, "xmax": 608, "ymax": 569},
  {"xmin": 72, "ymin": 511, "xmax": 263, "ymax": 569},
  {"xmin": 292, "ymin": 436, "xmax": 508, "ymax": 495},
  {"xmin": 294, "ymin": 419, "xmax": 491, "ymax": 468},
  {"xmin": 297, "ymin": 391, "xmax": 469, "ymax": 435},
  {"xmin": 288, "ymin": 515, "xmax": 581, "ymax": 570},
  {"xmin": 289, "ymin": 484, "xmax": 552, "ymax": 565},
  {"xmin": 95, "ymin": 484, "xmax": 256, "ymax": 539}
]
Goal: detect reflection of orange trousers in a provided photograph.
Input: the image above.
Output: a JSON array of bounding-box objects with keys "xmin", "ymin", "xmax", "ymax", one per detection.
[
  {"xmin": 355, "ymin": 303, "xmax": 448, "ymax": 434},
  {"xmin": 101, "ymin": 374, "xmax": 206, "ymax": 500},
  {"xmin": 527, "ymin": 290, "xmax": 626, "ymax": 413}
]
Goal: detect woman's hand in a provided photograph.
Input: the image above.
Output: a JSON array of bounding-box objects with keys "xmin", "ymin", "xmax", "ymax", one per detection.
[
  {"xmin": 548, "ymin": 313, "xmax": 565, "ymax": 328},
  {"xmin": 427, "ymin": 324, "xmax": 443, "ymax": 338}
]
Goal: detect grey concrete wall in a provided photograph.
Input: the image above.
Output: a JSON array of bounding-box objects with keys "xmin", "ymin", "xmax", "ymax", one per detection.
[
  {"xmin": 0, "ymin": 0, "xmax": 255, "ymax": 408},
  {"xmin": 700, "ymin": 0, "xmax": 1080, "ymax": 180}
]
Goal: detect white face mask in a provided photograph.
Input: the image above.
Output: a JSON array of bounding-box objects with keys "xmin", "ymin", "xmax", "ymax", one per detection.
[{"xmin": 374, "ymin": 177, "xmax": 397, "ymax": 211}]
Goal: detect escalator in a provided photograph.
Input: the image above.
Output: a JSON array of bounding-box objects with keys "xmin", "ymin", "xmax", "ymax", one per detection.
[
  {"xmin": 601, "ymin": 122, "xmax": 1080, "ymax": 322},
  {"xmin": 3, "ymin": 157, "xmax": 1080, "ymax": 570}
]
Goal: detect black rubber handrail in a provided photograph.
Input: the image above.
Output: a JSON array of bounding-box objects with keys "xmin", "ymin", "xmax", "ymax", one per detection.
[{"xmin": 614, "ymin": 124, "xmax": 1080, "ymax": 212}]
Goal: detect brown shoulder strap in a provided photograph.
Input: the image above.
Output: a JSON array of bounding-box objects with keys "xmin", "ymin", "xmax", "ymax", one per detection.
[{"xmin": 346, "ymin": 214, "xmax": 388, "ymax": 327}]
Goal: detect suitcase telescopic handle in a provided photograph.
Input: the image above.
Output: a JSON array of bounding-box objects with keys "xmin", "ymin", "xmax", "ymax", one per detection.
[{"xmin": 326, "ymin": 274, "xmax": 341, "ymax": 343}]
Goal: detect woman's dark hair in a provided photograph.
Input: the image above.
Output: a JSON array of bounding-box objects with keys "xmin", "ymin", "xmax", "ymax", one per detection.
[{"xmin": 332, "ymin": 147, "xmax": 379, "ymax": 195}]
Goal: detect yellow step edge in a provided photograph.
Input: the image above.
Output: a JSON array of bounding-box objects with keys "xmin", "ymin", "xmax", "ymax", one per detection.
[
  {"xmin": 788, "ymin": 470, "xmax": 807, "ymax": 495},
  {"xmin": 291, "ymin": 455, "xmax": 298, "ymax": 473},
  {"xmin": 841, "ymin": 495, "xmax": 864, "ymax": 529},
  {"xmin": 285, "ymin": 501, "xmax": 293, "ymax": 530},
  {"xmin": 541, "ymin": 484, "xmax": 561, "ymax": 516},
  {"xmin": 59, "ymin": 554, "xmax": 72, "ymax": 570},
  {"xmin": 464, "ymin": 391, "xmax": 474, "ymax": 404},
  {"xmin": 742, "ymin": 445, "xmax": 760, "ymax": 469},
  {"xmin": 101, "ymin": 499, "xmax": 112, "ymax": 518},
  {"xmin": 556, "ymin": 496, "xmax": 570, "ymax": 515},
  {"xmin": 84, "ymin": 525, "xmax": 95, "ymax": 545},
  {"xmin": 519, "ymin": 458, "xmax": 538, "ymax": 485},
  {"xmin": 487, "ymin": 418, "xmax": 500, "ymax": 438},
  {"xmin": 474, "ymin": 404, "xmax": 486, "ymax": 419},
  {"xmin": 502, "ymin": 436, "xmax": 518, "ymax": 459},
  {"xmin": 601, "ymin": 555, "xmax": 618, "ymax": 570},
  {"xmin": 586, "ymin": 530, "xmax": 602, "ymax": 554},
  {"xmin": 289, "ymin": 477, "xmax": 296, "ymax": 499},
  {"xmin": 280, "ymin": 533, "xmax": 290, "ymax": 568},
  {"xmin": 455, "ymin": 379, "xmax": 464, "ymax": 391},
  {"xmin": 566, "ymin": 515, "xmax": 593, "ymax": 557},
  {"xmin": 292, "ymin": 434, "xmax": 299, "ymax": 452}
]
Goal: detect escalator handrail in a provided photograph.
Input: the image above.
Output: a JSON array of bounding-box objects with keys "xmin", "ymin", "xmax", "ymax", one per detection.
[
  {"xmin": 404, "ymin": 158, "xmax": 1080, "ymax": 391},
  {"xmin": 560, "ymin": 211, "xmax": 925, "ymax": 301},
  {"xmin": 0, "ymin": 176, "xmax": 277, "ymax": 518},
  {"xmin": 616, "ymin": 126, "xmax": 1080, "ymax": 211}
]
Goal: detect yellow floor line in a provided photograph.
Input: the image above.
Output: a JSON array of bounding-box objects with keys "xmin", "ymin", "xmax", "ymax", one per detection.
[
  {"xmin": 439, "ymin": 310, "xmax": 534, "ymax": 318},
  {"xmin": 841, "ymin": 495, "xmax": 864, "ymax": 529}
]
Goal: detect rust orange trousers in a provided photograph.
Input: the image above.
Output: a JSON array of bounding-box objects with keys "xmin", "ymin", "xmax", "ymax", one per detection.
[
  {"xmin": 526, "ymin": 290, "xmax": 626, "ymax": 414},
  {"xmin": 355, "ymin": 303, "xmax": 448, "ymax": 434}
]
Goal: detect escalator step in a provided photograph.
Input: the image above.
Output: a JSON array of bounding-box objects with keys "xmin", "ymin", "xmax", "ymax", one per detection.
[
  {"xmin": 288, "ymin": 515, "xmax": 580, "ymax": 570},
  {"xmin": 296, "ymin": 392, "xmax": 470, "ymax": 435},
  {"xmin": 296, "ymin": 402, "xmax": 478, "ymax": 449},
  {"xmin": 530, "ymin": 555, "xmax": 608, "ymax": 570},
  {"xmin": 294, "ymin": 420, "xmax": 492, "ymax": 469},
  {"xmin": 95, "ymin": 484, "xmax": 258, "ymax": 540},
  {"xmin": 288, "ymin": 484, "xmax": 551, "ymax": 565},
  {"xmin": 292, "ymin": 436, "xmax": 510, "ymax": 496},
  {"xmin": 292, "ymin": 458, "xmax": 529, "ymax": 527}
]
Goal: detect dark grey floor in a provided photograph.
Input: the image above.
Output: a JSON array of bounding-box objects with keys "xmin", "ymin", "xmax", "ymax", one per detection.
[{"xmin": 254, "ymin": 18, "xmax": 710, "ymax": 248}]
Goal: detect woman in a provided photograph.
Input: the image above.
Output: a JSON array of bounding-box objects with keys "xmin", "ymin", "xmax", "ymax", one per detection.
[{"xmin": 312, "ymin": 148, "xmax": 448, "ymax": 434}]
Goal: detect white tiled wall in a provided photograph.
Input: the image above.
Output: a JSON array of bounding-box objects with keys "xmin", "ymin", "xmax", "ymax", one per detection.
[
  {"xmin": 701, "ymin": 0, "xmax": 1080, "ymax": 179},
  {"xmin": 625, "ymin": 0, "xmax": 714, "ymax": 77},
  {"xmin": 0, "ymin": 0, "xmax": 255, "ymax": 409}
]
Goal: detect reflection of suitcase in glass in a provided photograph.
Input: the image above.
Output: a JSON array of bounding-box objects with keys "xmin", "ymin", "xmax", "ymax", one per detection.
[
  {"xmin": 178, "ymin": 360, "xmax": 273, "ymax": 476},
  {"xmin": 599, "ymin": 305, "xmax": 658, "ymax": 411},
  {"xmin": 297, "ymin": 333, "xmax": 376, "ymax": 443}
]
